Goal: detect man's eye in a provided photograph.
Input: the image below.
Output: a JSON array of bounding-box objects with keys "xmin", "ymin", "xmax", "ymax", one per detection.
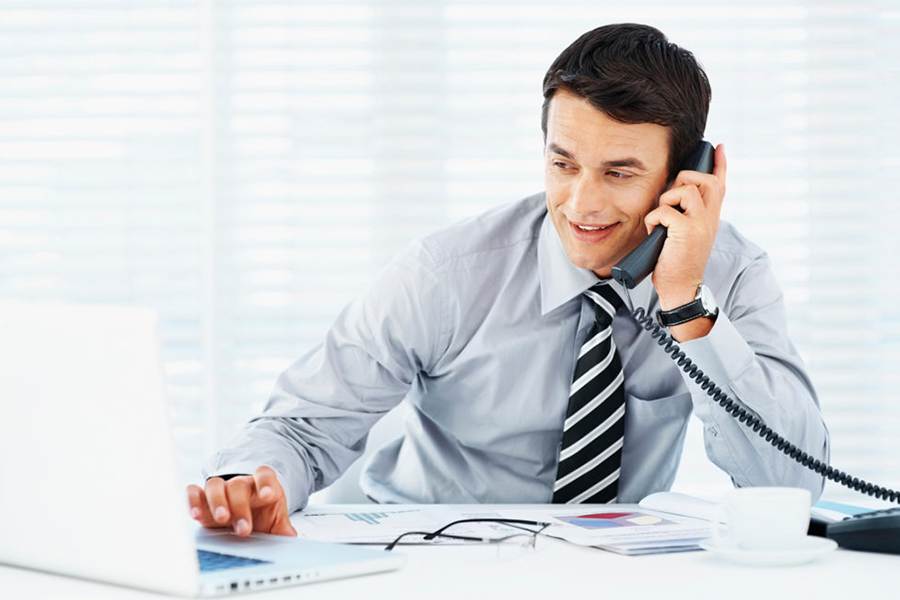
[
  {"xmin": 608, "ymin": 170, "xmax": 630, "ymax": 179},
  {"xmin": 552, "ymin": 161, "xmax": 570, "ymax": 170}
]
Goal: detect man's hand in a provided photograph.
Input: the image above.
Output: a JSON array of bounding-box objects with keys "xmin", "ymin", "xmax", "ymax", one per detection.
[
  {"xmin": 186, "ymin": 465, "xmax": 297, "ymax": 537},
  {"xmin": 644, "ymin": 143, "xmax": 727, "ymax": 305}
]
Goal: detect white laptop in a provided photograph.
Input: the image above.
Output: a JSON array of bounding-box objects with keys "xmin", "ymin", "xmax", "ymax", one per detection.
[{"xmin": 0, "ymin": 302, "xmax": 404, "ymax": 596}]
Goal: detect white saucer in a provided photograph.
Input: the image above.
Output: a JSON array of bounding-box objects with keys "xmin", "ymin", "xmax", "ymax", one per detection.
[{"xmin": 699, "ymin": 535, "xmax": 838, "ymax": 566}]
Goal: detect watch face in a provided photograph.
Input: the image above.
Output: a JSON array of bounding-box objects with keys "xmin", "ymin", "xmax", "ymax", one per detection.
[{"xmin": 699, "ymin": 285, "xmax": 718, "ymax": 314}]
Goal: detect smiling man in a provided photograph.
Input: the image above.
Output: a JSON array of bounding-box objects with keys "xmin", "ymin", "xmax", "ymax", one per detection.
[{"xmin": 189, "ymin": 23, "xmax": 829, "ymax": 537}]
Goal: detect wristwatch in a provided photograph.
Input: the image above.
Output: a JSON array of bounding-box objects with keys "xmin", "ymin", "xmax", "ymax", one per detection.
[{"xmin": 656, "ymin": 283, "xmax": 719, "ymax": 328}]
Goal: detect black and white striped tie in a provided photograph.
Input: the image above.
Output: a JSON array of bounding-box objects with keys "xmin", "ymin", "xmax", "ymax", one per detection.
[{"xmin": 552, "ymin": 282, "xmax": 626, "ymax": 504}]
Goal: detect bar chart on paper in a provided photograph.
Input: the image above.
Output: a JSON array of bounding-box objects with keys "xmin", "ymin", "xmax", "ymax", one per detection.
[{"xmin": 344, "ymin": 511, "xmax": 417, "ymax": 526}]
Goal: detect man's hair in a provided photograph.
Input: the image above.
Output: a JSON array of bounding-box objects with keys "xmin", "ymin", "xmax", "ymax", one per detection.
[{"xmin": 541, "ymin": 23, "xmax": 711, "ymax": 179}]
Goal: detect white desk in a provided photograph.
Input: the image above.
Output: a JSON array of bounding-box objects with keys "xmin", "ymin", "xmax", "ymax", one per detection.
[{"xmin": 2, "ymin": 504, "xmax": 895, "ymax": 599}]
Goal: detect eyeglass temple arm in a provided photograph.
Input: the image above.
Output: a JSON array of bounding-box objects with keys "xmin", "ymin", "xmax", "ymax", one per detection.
[
  {"xmin": 385, "ymin": 529, "xmax": 484, "ymax": 551},
  {"xmin": 424, "ymin": 518, "xmax": 552, "ymax": 540}
]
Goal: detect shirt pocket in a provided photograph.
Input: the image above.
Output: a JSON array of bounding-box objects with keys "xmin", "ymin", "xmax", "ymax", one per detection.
[
  {"xmin": 624, "ymin": 390, "xmax": 693, "ymax": 435},
  {"xmin": 619, "ymin": 390, "xmax": 693, "ymax": 496}
]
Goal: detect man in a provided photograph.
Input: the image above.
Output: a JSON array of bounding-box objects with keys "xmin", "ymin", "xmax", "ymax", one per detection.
[{"xmin": 187, "ymin": 23, "xmax": 829, "ymax": 538}]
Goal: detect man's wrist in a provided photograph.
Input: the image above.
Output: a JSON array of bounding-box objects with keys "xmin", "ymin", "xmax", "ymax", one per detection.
[
  {"xmin": 668, "ymin": 315, "xmax": 716, "ymax": 342},
  {"xmin": 657, "ymin": 280, "xmax": 718, "ymax": 341},
  {"xmin": 657, "ymin": 282, "xmax": 702, "ymax": 311}
]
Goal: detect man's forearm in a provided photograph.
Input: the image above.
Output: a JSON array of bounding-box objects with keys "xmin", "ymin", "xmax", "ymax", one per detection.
[{"xmin": 676, "ymin": 305, "xmax": 828, "ymax": 499}]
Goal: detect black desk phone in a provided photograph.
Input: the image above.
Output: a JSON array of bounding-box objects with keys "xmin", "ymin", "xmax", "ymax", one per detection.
[{"xmin": 612, "ymin": 141, "xmax": 900, "ymax": 555}]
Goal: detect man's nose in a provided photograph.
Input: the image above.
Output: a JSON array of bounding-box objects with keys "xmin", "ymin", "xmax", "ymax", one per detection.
[{"xmin": 569, "ymin": 175, "xmax": 607, "ymax": 214}]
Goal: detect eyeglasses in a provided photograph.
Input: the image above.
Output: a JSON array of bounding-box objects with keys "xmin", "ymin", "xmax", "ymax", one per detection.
[{"xmin": 383, "ymin": 518, "xmax": 552, "ymax": 552}]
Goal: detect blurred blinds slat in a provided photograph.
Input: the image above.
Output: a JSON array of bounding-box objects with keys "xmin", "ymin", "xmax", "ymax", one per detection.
[{"xmin": 1, "ymin": 0, "xmax": 898, "ymax": 500}]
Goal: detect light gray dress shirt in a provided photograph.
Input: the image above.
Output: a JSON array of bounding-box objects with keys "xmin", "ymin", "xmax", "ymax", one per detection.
[{"xmin": 204, "ymin": 191, "xmax": 830, "ymax": 512}]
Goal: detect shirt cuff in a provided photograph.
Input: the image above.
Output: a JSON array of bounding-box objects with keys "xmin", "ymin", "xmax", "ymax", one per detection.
[
  {"xmin": 674, "ymin": 307, "xmax": 755, "ymax": 415},
  {"xmin": 204, "ymin": 461, "xmax": 260, "ymax": 480},
  {"xmin": 207, "ymin": 473, "xmax": 250, "ymax": 481}
]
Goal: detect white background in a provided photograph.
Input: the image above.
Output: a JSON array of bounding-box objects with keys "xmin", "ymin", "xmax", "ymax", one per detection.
[{"xmin": 1, "ymin": 0, "xmax": 898, "ymax": 504}]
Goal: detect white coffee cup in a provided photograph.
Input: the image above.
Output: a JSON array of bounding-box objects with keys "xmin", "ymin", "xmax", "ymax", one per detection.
[{"xmin": 714, "ymin": 487, "xmax": 811, "ymax": 550}]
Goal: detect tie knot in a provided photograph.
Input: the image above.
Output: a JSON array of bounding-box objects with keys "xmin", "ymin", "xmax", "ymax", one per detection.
[{"xmin": 584, "ymin": 282, "xmax": 624, "ymax": 327}]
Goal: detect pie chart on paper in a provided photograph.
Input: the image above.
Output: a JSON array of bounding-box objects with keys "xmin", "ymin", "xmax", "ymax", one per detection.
[{"xmin": 555, "ymin": 512, "xmax": 675, "ymax": 529}]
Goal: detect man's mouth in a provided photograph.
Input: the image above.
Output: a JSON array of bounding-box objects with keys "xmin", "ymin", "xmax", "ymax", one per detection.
[
  {"xmin": 573, "ymin": 223, "xmax": 616, "ymax": 231},
  {"xmin": 569, "ymin": 220, "xmax": 620, "ymax": 242}
]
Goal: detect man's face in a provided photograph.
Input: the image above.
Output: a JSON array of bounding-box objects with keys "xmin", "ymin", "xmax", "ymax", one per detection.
[{"xmin": 544, "ymin": 88, "xmax": 671, "ymax": 278}]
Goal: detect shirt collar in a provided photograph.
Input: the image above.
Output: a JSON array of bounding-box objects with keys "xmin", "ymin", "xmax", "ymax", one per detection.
[{"xmin": 536, "ymin": 207, "xmax": 656, "ymax": 317}]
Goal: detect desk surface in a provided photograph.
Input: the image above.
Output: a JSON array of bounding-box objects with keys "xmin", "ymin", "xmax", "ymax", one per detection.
[{"xmin": 2, "ymin": 504, "xmax": 896, "ymax": 599}]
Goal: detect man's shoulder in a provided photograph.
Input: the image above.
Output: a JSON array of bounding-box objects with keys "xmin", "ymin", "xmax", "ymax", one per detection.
[{"xmin": 415, "ymin": 191, "xmax": 547, "ymax": 269}]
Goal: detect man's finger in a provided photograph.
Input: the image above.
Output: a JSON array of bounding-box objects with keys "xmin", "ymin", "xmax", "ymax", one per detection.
[
  {"xmin": 270, "ymin": 512, "xmax": 298, "ymax": 537},
  {"xmin": 186, "ymin": 484, "xmax": 209, "ymax": 519},
  {"xmin": 671, "ymin": 171, "xmax": 716, "ymax": 204},
  {"xmin": 187, "ymin": 484, "xmax": 221, "ymax": 528},
  {"xmin": 251, "ymin": 465, "xmax": 285, "ymax": 508},
  {"xmin": 251, "ymin": 466, "xmax": 295, "ymax": 536},
  {"xmin": 204, "ymin": 477, "xmax": 231, "ymax": 525},
  {"xmin": 713, "ymin": 143, "xmax": 727, "ymax": 184},
  {"xmin": 225, "ymin": 478, "xmax": 254, "ymax": 537},
  {"xmin": 645, "ymin": 204, "xmax": 688, "ymax": 234},
  {"xmin": 658, "ymin": 184, "xmax": 704, "ymax": 215}
]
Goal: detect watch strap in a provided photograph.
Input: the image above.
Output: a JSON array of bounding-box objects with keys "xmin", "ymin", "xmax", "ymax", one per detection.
[{"xmin": 656, "ymin": 299, "xmax": 708, "ymax": 327}]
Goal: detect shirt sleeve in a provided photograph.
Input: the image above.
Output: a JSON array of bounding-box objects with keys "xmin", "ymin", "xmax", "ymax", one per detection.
[
  {"xmin": 675, "ymin": 252, "xmax": 830, "ymax": 501},
  {"xmin": 202, "ymin": 239, "xmax": 447, "ymax": 513}
]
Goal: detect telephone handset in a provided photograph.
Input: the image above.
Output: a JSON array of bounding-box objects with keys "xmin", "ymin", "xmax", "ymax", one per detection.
[
  {"xmin": 611, "ymin": 140, "xmax": 716, "ymax": 289},
  {"xmin": 604, "ymin": 140, "xmax": 900, "ymax": 552}
]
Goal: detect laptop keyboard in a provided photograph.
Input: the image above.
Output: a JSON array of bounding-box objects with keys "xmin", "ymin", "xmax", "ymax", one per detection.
[{"xmin": 197, "ymin": 549, "xmax": 272, "ymax": 572}]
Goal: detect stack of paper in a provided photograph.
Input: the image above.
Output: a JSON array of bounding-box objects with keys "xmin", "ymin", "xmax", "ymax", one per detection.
[{"xmin": 504, "ymin": 505, "xmax": 712, "ymax": 556}]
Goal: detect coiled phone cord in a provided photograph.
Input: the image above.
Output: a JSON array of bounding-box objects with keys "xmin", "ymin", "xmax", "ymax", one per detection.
[{"xmin": 631, "ymin": 306, "xmax": 900, "ymax": 503}]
